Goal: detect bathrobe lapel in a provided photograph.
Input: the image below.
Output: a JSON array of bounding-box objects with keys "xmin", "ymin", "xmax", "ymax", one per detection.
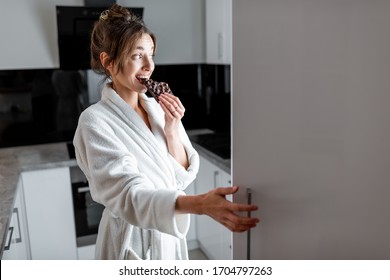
[
  {"xmin": 101, "ymin": 87, "xmax": 185, "ymax": 259},
  {"xmin": 102, "ymin": 86, "xmax": 176, "ymax": 189}
]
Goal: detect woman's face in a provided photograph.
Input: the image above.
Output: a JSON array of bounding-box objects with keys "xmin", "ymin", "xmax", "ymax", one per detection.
[{"xmin": 108, "ymin": 33, "xmax": 155, "ymax": 95}]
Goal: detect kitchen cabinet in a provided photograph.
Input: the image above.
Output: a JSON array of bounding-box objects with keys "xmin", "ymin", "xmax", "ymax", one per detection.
[
  {"xmin": 1, "ymin": 0, "xmax": 204, "ymax": 70},
  {"xmin": 195, "ymin": 155, "xmax": 232, "ymax": 259},
  {"xmin": 1, "ymin": 179, "xmax": 30, "ymax": 260},
  {"xmin": 185, "ymin": 181, "xmax": 198, "ymax": 250},
  {"xmin": 77, "ymin": 244, "xmax": 95, "ymax": 260},
  {"xmin": 205, "ymin": 0, "xmax": 232, "ymax": 64},
  {"xmin": 21, "ymin": 167, "xmax": 78, "ymax": 259},
  {"xmin": 0, "ymin": 0, "xmax": 83, "ymax": 70}
]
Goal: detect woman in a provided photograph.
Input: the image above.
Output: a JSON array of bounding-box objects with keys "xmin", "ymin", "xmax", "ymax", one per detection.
[{"xmin": 73, "ymin": 4, "xmax": 259, "ymax": 260}]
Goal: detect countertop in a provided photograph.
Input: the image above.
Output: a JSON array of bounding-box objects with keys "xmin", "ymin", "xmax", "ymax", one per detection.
[
  {"xmin": 0, "ymin": 131, "xmax": 230, "ymax": 258},
  {"xmin": 187, "ymin": 129, "xmax": 231, "ymax": 173},
  {"xmin": 0, "ymin": 142, "xmax": 77, "ymax": 258}
]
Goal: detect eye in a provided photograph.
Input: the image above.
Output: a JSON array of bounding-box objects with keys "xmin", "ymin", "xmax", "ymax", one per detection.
[
  {"xmin": 131, "ymin": 53, "xmax": 154, "ymax": 61},
  {"xmin": 132, "ymin": 53, "xmax": 143, "ymax": 60}
]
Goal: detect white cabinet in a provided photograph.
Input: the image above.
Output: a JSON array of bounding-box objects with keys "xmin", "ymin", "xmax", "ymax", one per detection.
[
  {"xmin": 185, "ymin": 181, "xmax": 198, "ymax": 250},
  {"xmin": 1, "ymin": 0, "xmax": 205, "ymax": 70},
  {"xmin": 119, "ymin": 0, "xmax": 205, "ymax": 65},
  {"xmin": 2, "ymin": 179, "xmax": 30, "ymax": 260},
  {"xmin": 195, "ymin": 155, "xmax": 232, "ymax": 259},
  {"xmin": 77, "ymin": 244, "xmax": 96, "ymax": 260},
  {"xmin": 205, "ymin": 0, "xmax": 232, "ymax": 64},
  {"xmin": 0, "ymin": 0, "xmax": 83, "ymax": 70},
  {"xmin": 21, "ymin": 167, "xmax": 78, "ymax": 259}
]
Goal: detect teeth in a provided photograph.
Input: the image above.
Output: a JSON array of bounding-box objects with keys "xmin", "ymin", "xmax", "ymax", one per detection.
[{"xmin": 137, "ymin": 76, "xmax": 149, "ymax": 81}]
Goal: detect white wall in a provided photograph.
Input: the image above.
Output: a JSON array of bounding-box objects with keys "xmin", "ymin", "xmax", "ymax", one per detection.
[
  {"xmin": 0, "ymin": 0, "xmax": 205, "ymax": 70},
  {"xmin": 0, "ymin": 0, "xmax": 83, "ymax": 70},
  {"xmin": 118, "ymin": 0, "xmax": 205, "ymax": 65}
]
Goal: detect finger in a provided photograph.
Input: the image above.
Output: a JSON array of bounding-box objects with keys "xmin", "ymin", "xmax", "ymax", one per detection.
[
  {"xmin": 226, "ymin": 212, "xmax": 260, "ymax": 226},
  {"xmin": 160, "ymin": 94, "xmax": 184, "ymax": 110},
  {"xmin": 222, "ymin": 219, "xmax": 258, "ymax": 232},
  {"xmin": 230, "ymin": 203, "xmax": 259, "ymax": 212},
  {"xmin": 160, "ymin": 96, "xmax": 180, "ymax": 114},
  {"xmin": 215, "ymin": 215, "xmax": 246, "ymax": 232},
  {"xmin": 159, "ymin": 102, "xmax": 175, "ymax": 117},
  {"xmin": 161, "ymin": 102, "xmax": 183, "ymax": 120},
  {"xmin": 214, "ymin": 186, "xmax": 239, "ymax": 196}
]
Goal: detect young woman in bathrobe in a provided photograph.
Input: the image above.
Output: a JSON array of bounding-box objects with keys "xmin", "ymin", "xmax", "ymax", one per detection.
[{"xmin": 73, "ymin": 4, "xmax": 259, "ymax": 260}]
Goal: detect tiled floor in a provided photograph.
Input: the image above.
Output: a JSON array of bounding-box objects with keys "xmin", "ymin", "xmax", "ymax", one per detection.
[{"xmin": 188, "ymin": 249, "xmax": 208, "ymax": 260}]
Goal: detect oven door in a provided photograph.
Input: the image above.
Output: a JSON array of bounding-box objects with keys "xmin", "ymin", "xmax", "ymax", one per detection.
[{"xmin": 71, "ymin": 180, "xmax": 105, "ymax": 247}]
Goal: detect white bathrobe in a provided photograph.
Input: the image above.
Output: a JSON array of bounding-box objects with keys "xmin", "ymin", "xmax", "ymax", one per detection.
[{"xmin": 73, "ymin": 84, "xmax": 199, "ymax": 260}]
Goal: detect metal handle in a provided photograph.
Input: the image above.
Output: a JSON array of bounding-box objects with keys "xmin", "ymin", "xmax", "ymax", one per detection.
[
  {"xmin": 13, "ymin": 207, "xmax": 22, "ymax": 243},
  {"xmin": 213, "ymin": 170, "xmax": 219, "ymax": 188},
  {"xmin": 77, "ymin": 186, "xmax": 90, "ymax": 193},
  {"xmin": 4, "ymin": 226, "xmax": 14, "ymax": 251},
  {"xmin": 218, "ymin": 32, "xmax": 225, "ymax": 60},
  {"xmin": 247, "ymin": 188, "xmax": 252, "ymax": 260}
]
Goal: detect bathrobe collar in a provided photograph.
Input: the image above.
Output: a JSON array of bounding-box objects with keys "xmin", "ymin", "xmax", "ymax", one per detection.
[{"xmin": 101, "ymin": 84, "xmax": 176, "ymax": 187}]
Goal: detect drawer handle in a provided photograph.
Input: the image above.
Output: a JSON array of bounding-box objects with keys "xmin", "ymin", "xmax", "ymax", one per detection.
[
  {"xmin": 13, "ymin": 207, "xmax": 22, "ymax": 243},
  {"xmin": 4, "ymin": 226, "xmax": 14, "ymax": 251}
]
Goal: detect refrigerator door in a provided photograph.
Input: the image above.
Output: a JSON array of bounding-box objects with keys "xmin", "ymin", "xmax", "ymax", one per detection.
[{"xmin": 232, "ymin": 0, "xmax": 390, "ymax": 260}]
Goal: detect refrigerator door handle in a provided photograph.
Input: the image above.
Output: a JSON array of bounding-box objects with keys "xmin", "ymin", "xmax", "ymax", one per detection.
[{"xmin": 247, "ymin": 187, "xmax": 252, "ymax": 260}]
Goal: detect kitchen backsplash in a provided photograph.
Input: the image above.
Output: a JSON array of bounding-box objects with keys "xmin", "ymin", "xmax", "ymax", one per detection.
[{"xmin": 0, "ymin": 64, "xmax": 230, "ymax": 148}]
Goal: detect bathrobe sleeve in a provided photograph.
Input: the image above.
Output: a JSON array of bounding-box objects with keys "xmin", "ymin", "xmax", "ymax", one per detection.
[{"xmin": 74, "ymin": 115, "xmax": 189, "ymax": 239}]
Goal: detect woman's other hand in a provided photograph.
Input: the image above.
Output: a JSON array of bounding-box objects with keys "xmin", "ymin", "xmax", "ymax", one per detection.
[{"xmin": 176, "ymin": 186, "xmax": 260, "ymax": 232}]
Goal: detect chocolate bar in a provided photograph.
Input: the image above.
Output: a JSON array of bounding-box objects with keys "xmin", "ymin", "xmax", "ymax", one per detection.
[{"xmin": 140, "ymin": 78, "xmax": 172, "ymax": 102}]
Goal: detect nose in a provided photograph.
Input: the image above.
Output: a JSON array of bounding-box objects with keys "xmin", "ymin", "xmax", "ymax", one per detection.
[{"xmin": 142, "ymin": 56, "xmax": 154, "ymax": 72}]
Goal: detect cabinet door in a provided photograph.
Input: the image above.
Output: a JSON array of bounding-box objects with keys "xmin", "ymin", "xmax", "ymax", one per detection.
[
  {"xmin": 195, "ymin": 155, "xmax": 232, "ymax": 259},
  {"xmin": 206, "ymin": 0, "xmax": 232, "ymax": 64},
  {"xmin": 185, "ymin": 181, "xmax": 197, "ymax": 248},
  {"xmin": 215, "ymin": 168, "xmax": 233, "ymax": 259},
  {"xmin": 22, "ymin": 167, "xmax": 78, "ymax": 259},
  {"xmin": 2, "ymin": 178, "xmax": 30, "ymax": 260}
]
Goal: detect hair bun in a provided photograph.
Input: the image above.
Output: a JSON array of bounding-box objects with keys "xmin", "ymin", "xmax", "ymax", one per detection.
[
  {"xmin": 99, "ymin": 10, "xmax": 109, "ymax": 21},
  {"xmin": 99, "ymin": 4, "xmax": 137, "ymax": 24}
]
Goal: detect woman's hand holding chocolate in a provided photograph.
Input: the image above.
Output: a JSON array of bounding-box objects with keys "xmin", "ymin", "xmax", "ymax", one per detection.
[{"xmin": 159, "ymin": 93, "xmax": 185, "ymax": 135}]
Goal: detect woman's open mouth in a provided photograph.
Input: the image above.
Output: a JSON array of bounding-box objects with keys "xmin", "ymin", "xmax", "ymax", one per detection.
[{"xmin": 136, "ymin": 75, "xmax": 149, "ymax": 84}]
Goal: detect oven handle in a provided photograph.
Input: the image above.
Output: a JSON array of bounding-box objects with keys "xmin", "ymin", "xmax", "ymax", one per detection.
[
  {"xmin": 77, "ymin": 186, "xmax": 90, "ymax": 193},
  {"xmin": 72, "ymin": 181, "xmax": 89, "ymax": 193}
]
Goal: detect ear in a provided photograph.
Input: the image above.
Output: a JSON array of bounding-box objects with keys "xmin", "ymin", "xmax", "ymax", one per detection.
[{"xmin": 100, "ymin": 52, "xmax": 113, "ymax": 73}]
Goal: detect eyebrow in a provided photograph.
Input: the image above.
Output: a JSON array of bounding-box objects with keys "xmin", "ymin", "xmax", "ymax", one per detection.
[{"xmin": 135, "ymin": 46, "xmax": 154, "ymax": 52}]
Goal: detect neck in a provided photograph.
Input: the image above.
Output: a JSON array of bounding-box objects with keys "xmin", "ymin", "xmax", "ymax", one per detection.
[{"xmin": 111, "ymin": 83, "xmax": 140, "ymax": 110}]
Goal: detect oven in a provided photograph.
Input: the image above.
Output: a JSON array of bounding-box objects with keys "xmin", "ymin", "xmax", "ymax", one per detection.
[{"xmin": 69, "ymin": 166, "xmax": 104, "ymax": 248}]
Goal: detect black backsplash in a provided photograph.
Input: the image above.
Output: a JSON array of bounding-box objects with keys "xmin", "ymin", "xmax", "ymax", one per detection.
[
  {"xmin": 0, "ymin": 64, "xmax": 230, "ymax": 148},
  {"xmin": 151, "ymin": 64, "xmax": 231, "ymax": 133}
]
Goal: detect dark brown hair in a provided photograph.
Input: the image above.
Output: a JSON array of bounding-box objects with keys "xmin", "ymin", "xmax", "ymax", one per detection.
[{"xmin": 90, "ymin": 4, "xmax": 156, "ymax": 78}]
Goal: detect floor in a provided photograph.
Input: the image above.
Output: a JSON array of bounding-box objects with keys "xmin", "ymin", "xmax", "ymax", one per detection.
[{"xmin": 188, "ymin": 249, "xmax": 208, "ymax": 260}]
